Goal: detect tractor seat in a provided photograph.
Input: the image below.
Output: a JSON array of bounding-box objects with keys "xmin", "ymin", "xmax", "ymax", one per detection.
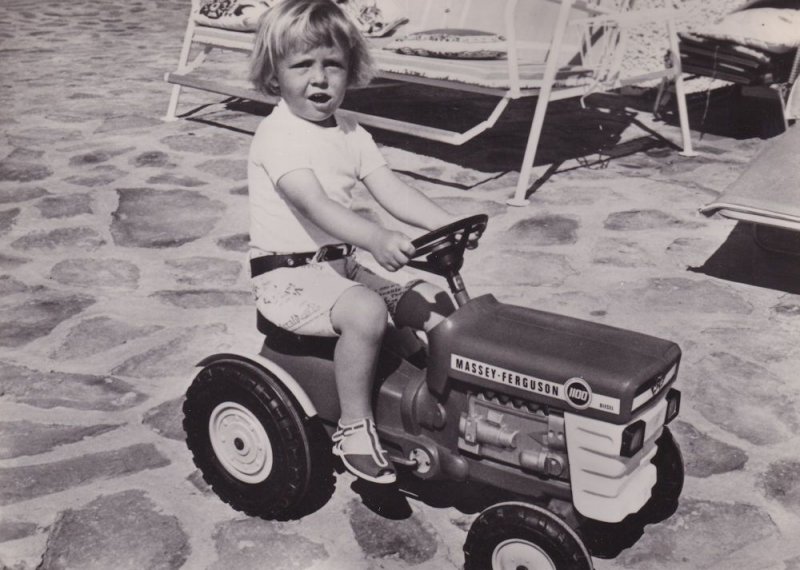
[
  {"xmin": 256, "ymin": 311, "xmax": 338, "ymax": 357},
  {"xmin": 256, "ymin": 311, "xmax": 427, "ymax": 367}
]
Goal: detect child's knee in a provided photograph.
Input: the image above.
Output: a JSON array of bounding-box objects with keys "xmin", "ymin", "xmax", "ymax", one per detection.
[
  {"xmin": 332, "ymin": 286, "xmax": 388, "ymax": 337},
  {"xmin": 394, "ymin": 282, "xmax": 455, "ymax": 331}
]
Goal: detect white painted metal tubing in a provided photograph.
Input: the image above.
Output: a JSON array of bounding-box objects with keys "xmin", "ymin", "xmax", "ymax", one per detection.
[
  {"xmin": 504, "ymin": 0, "xmax": 522, "ymax": 98},
  {"xmin": 166, "ymin": 70, "xmax": 511, "ymax": 145},
  {"xmin": 666, "ymin": 18, "xmax": 697, "ymax": 157},
  {"xmin": 508, "ymin": 0, "xmax": 576, "ymax": 206},
  {"xmin": 345, "ymin": 96, "xmax": 511, "ymax": 145},
  {"xmin": 163, "ymin": 15, "xmax": 198, "ymax": 121},
  {"xmin": 458, "ymin": 0, "xmax": 473, "ymax": 27}
]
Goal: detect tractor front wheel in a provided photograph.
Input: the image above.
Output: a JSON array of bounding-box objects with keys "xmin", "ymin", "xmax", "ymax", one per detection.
[
  {"xmin": 464, "ymin": 502, "xmax": 593, "ymax": 570},
  {"xmin": 640, "ymin": 426, "xmax": 684, "ymax": 522},
  {"xmin": 578, "ymin": 426, "xmax": 684, "ymax": 558}
]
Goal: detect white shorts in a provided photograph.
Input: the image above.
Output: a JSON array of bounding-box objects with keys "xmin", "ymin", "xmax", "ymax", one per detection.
[{"xmin": 251, "ymin": 254, "xmax": 422, "ymax": 337}]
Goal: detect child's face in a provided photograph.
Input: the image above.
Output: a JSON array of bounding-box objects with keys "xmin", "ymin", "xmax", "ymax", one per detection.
[{"xmin": 274, "ymin": 43, "xmax": 349, "ymax": 126}]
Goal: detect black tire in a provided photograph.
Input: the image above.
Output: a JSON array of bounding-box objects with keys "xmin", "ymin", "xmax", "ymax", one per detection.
[
  {"xmin": 639, "ymin": 426, "xmax": 684, "ymax": 522},
  {"xmin": 464, "ymin": 502, "xmax": 593, "ymax": 570},
  {"xmin": 183, "ymin": 359, "xmax": 333, "ymax": 519}
]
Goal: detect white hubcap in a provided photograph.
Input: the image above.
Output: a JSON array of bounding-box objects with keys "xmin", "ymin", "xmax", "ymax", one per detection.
[
  {"xmin": 492, "ymin": 539, "xmax": 556, "ymax": 570},
  {"xmin": 209, "ymin": 401, "xmax": 273, "ymax": 483}
]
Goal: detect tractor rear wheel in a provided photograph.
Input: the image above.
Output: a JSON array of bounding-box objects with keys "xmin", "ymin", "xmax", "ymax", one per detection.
[{"xmin": 183, "ymin": 359, "xmax": 333, "ymax": 519}]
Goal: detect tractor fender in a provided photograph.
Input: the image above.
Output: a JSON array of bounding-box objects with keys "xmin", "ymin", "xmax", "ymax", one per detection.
[{"xmin": 196, "ymin": 351, "xmax": 317, "ymax": 418}]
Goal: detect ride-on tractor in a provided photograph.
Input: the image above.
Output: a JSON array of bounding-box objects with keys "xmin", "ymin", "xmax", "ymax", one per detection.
[{"xmin": 183, "ymin": 215, "xmax": 684, "ymax": 569}]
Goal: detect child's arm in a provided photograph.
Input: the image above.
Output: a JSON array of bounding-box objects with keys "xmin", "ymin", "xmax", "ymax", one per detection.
[
  {"xmin": 363, "ymin": 166, "xmax": 455, "ymax": 231},
  {"xmin": 278, "ymin": 169, "xmax": 414, "ymax": 271}
]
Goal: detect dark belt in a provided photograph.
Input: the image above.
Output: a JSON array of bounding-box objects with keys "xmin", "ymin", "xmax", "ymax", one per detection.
[{"xmin": 250, "ymin": 244, "xmax": 354, "ymax": 278}]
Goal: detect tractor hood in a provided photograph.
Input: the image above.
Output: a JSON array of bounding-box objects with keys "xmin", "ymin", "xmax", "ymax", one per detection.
[{"xmin": 427, "ymin": 295, "xmax": 681, "ymax": 424}]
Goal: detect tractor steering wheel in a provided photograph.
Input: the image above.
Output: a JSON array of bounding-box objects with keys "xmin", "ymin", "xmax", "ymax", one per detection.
[{"xmin": 407, "ymin": 214, "xmax": 488, "ymax": 276}]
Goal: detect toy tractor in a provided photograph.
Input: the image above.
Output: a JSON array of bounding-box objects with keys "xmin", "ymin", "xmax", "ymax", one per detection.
[{"xmin": 183, "ymin": 215, "xmax": 684, "ymax": 569}]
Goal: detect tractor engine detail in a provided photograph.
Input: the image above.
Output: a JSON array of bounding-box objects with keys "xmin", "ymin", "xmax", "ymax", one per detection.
[
  {"xmin": 458, "ymin": 393, "xmax": 569, "ymax": 480},
  {"xmin": 459, "ymin": 410, "xmax": 519, "ymax": 448}
]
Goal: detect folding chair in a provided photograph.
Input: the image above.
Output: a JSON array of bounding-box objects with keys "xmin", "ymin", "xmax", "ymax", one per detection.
[
  {"xmin": 700, "ymin": 123, "xmax": 800, "ymax": 253},
  {"xmin": 165, "ymin": 0, "xmax": 696, "ymax": 205},
  {"xmin": 674, "ymin": 0, "xmax": 800, "ymax": 132}
]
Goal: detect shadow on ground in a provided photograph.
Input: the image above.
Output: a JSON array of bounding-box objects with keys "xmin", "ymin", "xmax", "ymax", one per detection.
[
  {"xmin": 222, "ymin": 84, "xmax": 677, "ymax": 193},
  {"xmin": 207, "ymin": 82, "xmax": 788, "ymax": 200},
  {"xmin": 656, "ymin": 84, "xmax": 789, "ymax": 141},
  {"xmin": 350, "ymin": 476, "xmax": 505, "ymax": 522},
  {"xmin": 690, "ymin": 222, "xmax": 800, "ymax": 295}
]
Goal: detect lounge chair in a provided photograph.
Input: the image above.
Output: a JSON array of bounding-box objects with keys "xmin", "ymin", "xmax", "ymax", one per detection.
[
  {"xmin": 164, "ymin": 0, "xmax": 696, "ymax": 205},
  {"xmin": 700, "ymin": 124, "xmax": 800, "ymax": 253},
  {"xmin": 676, "ymin": 0, "xmax": 800, "ymax": 130}
]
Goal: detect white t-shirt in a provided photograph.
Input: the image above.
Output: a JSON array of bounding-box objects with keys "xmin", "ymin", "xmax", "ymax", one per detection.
[{"xmin": 248, "ymin": 100, "xmax": 387, "ymax": 253}]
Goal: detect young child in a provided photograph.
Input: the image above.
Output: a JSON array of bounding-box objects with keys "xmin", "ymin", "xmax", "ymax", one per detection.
[{"xmin": 248, "ymin": 0, "xmax": 460, "ymax": 484}]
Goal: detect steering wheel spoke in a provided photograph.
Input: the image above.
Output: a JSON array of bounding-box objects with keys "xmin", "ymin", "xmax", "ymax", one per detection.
[{"xmin": 409, "ymin": 215, "xmax": 488, "ymax": 278}]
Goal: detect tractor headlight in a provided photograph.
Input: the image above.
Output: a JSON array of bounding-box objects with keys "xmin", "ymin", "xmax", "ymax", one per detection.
[
  {"xmin": 620, "ymin": 420, "xmax": 646, "ymax": 458},
  {"xmin": 665, "ymin": 388, "xmax": 681, "ymax": 424}
]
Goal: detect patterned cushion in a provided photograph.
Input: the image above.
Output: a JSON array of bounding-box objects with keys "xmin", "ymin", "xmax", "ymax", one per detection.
[
  {"xmin": 696, "ymin": 8, "xmax": 800, "ymax": 54},
  {"xmin": 193, "ymin": 0, "xmax": 273, "ymax": 31},
  {"xmin": 383, "ymin": 29, "xmax": 507, "ymax": 59},
  {"xmin": 335, "ymin": 0, "xmax": 408, "ymax": 37}
]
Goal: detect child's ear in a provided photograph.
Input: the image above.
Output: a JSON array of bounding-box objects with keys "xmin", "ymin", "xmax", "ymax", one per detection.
[{"xmin": 268, "ymin": 76, "xmax": 280, "ymax": 93}]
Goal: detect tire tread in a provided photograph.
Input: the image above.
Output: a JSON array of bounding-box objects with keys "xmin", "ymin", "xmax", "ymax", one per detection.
[
  {"xmin": 464, "ymin": 503, "xmax": 592, "ymax": 570},
  {"xmin": 183, "ymin": 360, "xmax": 333, "ymax": 520}
]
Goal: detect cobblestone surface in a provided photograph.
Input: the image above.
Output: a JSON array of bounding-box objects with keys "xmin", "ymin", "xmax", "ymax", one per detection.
[{"xmin": 2, "ymin": 0, "xmax": 800, "ymax": 569}]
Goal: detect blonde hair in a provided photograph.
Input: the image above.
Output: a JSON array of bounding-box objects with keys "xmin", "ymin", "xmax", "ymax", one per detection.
[{"xmin": 250, "ymin": 0, "xmax": 374, "ymax": 96}]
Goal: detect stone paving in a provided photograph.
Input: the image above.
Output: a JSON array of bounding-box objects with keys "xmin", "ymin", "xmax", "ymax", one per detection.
[{"xmin": 2, "ymin": 0, "xmax": 800, "ymax": 568}]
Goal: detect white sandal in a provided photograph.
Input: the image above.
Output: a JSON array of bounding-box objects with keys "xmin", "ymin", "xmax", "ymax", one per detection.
[{"xmin": 332, "ymin": 418, "xmax": 397, "ymax": 484}]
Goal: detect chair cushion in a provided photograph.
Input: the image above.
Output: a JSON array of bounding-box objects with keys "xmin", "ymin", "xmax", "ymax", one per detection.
[
  {"xmin": 193, "ymin": 0, "xmax": 273, "ymax": 31},
  {"xmin": 335, "ymin": 0, "xmax": 409, "ymax": 37},
  {"xmin": 383, "ymin": 28, "xmax": 507, "ymax": 59},
  {"xmin": 694, "ymin": 8, "xmax": 800, "ymax": 54}
]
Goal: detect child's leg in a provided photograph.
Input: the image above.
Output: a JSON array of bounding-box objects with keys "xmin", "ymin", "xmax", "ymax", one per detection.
[
  {"xmin": 330, "ymin": 285, "xmax": 396, "ymax": 484},
  {"xmin": 252, "ymin": 258, "xmax": 395, "ymax": 484},
  {"xmin": 345, "ymin": 259, "xmax": 455, "ymax": 333},
  {"xmin": 329, "ymin": 285, "xmax": 388, "ymax": 424}
]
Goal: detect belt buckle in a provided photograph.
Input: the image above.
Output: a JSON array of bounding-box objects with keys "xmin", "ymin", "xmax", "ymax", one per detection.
[
  {"xmin": 313, "ymin": 244, "xmax": 352, "ymax": 263},
  {"xmin": 313, "ymin": 245, "xmax": 333, "ymax": 263}
]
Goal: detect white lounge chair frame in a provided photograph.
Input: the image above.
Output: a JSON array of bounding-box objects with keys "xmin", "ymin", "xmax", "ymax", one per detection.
[{"xmin": 165, "ymin": 0, "xmax": 696, "ymax": 205}]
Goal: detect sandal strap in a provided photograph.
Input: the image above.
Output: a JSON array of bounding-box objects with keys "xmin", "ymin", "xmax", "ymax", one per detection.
[{"xmin": 332, "ymin": 418, "xmax": 390, "ymax": 468}]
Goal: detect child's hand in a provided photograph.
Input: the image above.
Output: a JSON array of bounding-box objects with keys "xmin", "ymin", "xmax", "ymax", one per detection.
[{"xmin": 368, "ymin": 228, "xmax": 415, "ymax": 272}]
